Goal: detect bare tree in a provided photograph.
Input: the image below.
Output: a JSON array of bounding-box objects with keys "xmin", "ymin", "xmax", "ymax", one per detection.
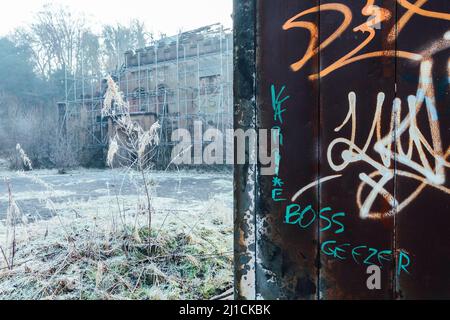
[
  {"xmin": 13, "ymin": 4, "xmax": 99, "ymax": 78},
  {"xmin": 13, "ymin": 5, "xmax": 152, "ymax": 77},
  {"xmin": 102, "ymin": 20, "xmax": 153, "ymax": 71}
]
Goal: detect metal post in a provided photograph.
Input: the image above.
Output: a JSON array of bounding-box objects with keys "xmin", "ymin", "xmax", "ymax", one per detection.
[{"xmin": 234, "ymin": 0, "xmax": 258, "ymax": 300}]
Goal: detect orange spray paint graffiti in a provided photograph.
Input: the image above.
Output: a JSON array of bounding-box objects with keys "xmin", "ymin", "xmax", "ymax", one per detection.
[{"xmin": 283, "ymin": 0, "xmax": 450, "ymax": 79}]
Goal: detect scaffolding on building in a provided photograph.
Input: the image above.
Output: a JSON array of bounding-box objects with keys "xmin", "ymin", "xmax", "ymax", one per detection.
[{"xmin": 59, "ymin": 23, "xmax": 233, "ymax": 167}]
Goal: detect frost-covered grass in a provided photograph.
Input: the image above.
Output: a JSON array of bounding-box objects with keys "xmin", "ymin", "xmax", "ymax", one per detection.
[
  {"xmin": 0, "ymin": 76, "xmax": 233, "ymax": 300},
  {"xmin": 0, "ymin": 169, "xmax": 233, "ymax": 300},
  {"xmin": 0, "ymin": 221, "xmax": 232, "ymax": 300}
]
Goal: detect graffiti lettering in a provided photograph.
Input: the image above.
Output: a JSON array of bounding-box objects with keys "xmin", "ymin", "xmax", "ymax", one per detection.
[
  {"xmin": 321, "ymin": 240, "xmax": 411, "ymax": 275},
  {"xmin": 283, "ymin": 0, "xmax": 450, "ymax": 79},
  {"xmin": 295, "ymin": 55, "xmax": 450, "ymax": 219},
  {"xmin": 285, "ymin": 204, "xmax": 346, "ymax": 234}
]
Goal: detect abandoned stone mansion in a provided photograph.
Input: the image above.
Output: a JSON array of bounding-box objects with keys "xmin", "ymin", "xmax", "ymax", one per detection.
[{"xmin": 58, "ymin": 24, "xmax": 233, "ymax": 167}]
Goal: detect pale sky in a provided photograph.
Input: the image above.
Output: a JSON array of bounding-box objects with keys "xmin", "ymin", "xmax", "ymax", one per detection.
[{"xmin": 0, "ymin": 0, "xmax": 233, "ymax": 36}]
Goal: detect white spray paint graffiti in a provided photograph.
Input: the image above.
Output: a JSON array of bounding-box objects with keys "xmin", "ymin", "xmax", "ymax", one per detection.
[{"xmin": 294, "ymin": 48, "xmax": 449, "ymax": 220}]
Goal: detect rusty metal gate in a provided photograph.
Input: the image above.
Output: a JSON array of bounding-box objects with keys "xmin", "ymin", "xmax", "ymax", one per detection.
[{"xmin": 234, "ymin": 0, "xmax": 450, "ymax": 299}]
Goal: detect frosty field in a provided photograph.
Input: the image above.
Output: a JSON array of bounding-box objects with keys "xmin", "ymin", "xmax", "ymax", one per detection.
[{"xmin": 0, "ymin": 168, "xmax": 234, "ymax": 300}]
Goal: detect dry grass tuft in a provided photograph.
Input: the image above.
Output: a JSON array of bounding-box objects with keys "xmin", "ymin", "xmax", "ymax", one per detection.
[{"xmin": 0, "ymin": 215, "xmax": 233, "ymax": 300}]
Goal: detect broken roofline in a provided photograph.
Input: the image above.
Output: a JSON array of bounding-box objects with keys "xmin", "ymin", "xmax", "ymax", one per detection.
[
  {"xmin": 123, "ymin": 23, "xmax": 232, "ymax": 67},
  {"xmin": 128, "ymin": 22, "xmax": 232, "ymax": 52}
]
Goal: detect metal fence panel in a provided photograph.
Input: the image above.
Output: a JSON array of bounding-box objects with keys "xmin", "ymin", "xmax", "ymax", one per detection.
[{"xmin": 234, "ymin": 0, "xmax": 450, "ymax": 300}]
